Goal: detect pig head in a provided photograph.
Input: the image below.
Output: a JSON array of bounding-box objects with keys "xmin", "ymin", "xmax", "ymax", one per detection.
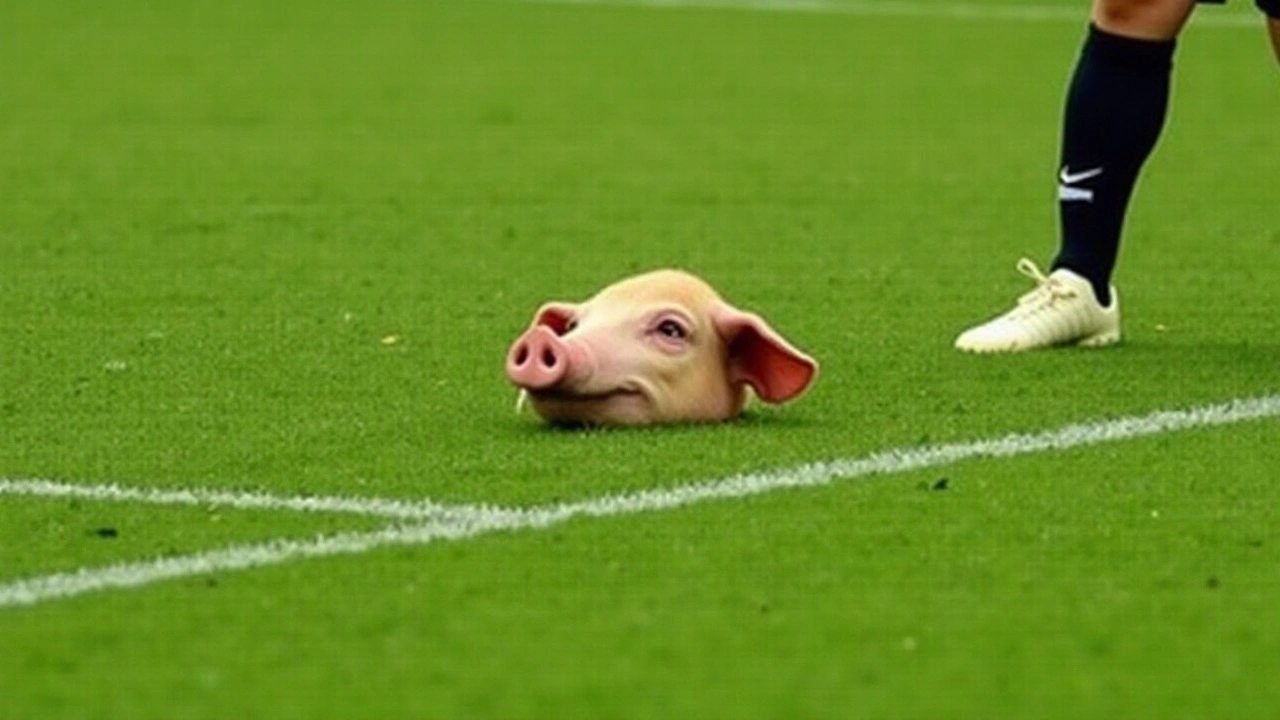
[{"xmin": 505, "ymin": 269, "xmax": 818, "ymax": 426}]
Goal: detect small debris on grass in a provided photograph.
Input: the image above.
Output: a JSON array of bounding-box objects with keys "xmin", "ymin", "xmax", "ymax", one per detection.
[
  {"xmin": 95, "ymin": 527, "xmax": 118, "ymax": 539},
  {"xmin": 380, "ymin": 334, "xmax": 400, "ymax": 345},
  {"xmin": 932, "ymin": 477, "xmax": 949, "ymax": 491}
]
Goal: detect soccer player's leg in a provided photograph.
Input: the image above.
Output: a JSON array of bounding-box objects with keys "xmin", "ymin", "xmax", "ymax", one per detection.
[{"xmin": 955, "ymin": 0, "xmax": 1196, "ymax": 353}]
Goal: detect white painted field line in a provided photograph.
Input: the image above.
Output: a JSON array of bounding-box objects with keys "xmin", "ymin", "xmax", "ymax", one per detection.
[
  {"xmin": 551, "ymin": 393, "xmax": 1280, "ymax": 519},
  {"xmin": 0, "ymin": 478, "xmax": 507, "ymax": 524},
  {"xmin": 2, "ymin": 393, "xmax": 1278, "ymax": 609},
  {"xmin": 533, "ymin": 0, "xmax": 1261, "ymax": 28},
  {"xmin": 0, "ymin": 522, "xmax": 504, "ymax": 610}
]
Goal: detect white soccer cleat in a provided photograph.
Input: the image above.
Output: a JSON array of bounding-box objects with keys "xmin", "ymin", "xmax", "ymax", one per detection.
[{"xmin": 954, "ymin": 258, "xmax": 1120, "ymax": 353}]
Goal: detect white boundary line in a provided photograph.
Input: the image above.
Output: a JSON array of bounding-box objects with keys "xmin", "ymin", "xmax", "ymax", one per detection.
[
  {"xmin": 530, "ymin": 0, "xmax": 1262, "ymax": 28},
  {"xmin": 2, "ymin": 393, "xmax": 1277, "ymax": 609},
  {"xmin": 0, "ymin": 478, "xmax": 509, "ymax": 523}
]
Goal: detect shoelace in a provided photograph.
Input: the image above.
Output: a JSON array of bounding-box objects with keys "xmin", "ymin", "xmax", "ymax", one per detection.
[{"xmin": 1009, "ymin": 258, "xmax": 1077, "ymax": 319}]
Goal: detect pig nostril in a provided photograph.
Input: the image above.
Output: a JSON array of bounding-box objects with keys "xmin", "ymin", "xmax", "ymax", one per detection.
[
  {"xmin": 513, "ymin": 345, "xmax": 529, "ymax": 366},
  {"xmin": 541, "ymin": 349, "xmax": 557, "ymax": 368}
]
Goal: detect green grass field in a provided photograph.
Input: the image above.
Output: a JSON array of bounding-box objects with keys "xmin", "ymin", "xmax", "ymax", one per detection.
[{"xmin": 2, "ymin": 0, "xmax": 1279, "ymax": 717}]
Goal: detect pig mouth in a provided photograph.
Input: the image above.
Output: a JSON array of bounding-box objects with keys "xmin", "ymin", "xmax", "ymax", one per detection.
[
  {"xmin": 526, "ymin": 386, "xmax": 646, "ymax": 404},
  {"xmin": 524, "ymin": 384, "xmax": 652, "ymax": 426},
  {"xmin": 523, "ymin": 380, "xmax": 654, "ymax": 414}
]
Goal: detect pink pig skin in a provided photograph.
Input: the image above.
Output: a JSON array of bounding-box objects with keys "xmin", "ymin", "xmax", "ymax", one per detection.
[{"xmin": 505, "ymin": 269, "xmax": 818, "ymax": 426}]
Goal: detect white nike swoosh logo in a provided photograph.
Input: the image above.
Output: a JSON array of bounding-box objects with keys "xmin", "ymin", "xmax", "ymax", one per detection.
[{"xmin": 1059, "ymin": 166, "xmax": 1103, "ymax": 185}]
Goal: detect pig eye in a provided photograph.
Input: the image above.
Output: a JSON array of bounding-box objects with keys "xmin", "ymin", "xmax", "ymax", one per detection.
[
  {"xmin": 563, "ymin": 318, "xmax": 578, "ymax": 333},
  {"xmin": 656, "ymin": 319, "xmax": 687, "ymax": 340}
]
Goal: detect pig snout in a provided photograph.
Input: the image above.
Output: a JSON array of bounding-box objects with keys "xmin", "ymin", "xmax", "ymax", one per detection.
[{"xmin": 506, "ymin": 325, "xmax": 570, "ymax": 390}]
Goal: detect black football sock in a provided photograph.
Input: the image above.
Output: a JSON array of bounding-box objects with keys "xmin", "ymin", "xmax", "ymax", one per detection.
[{"xmin": 1052, "ymin": 24, "xmax": 1176, "ymax": 307}]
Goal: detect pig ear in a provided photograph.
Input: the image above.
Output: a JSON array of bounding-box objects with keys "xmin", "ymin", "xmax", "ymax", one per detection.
[
  {"xmin": 711, "ymin": 303, "xmax": 818, "ymax": 404},
  {"xmin": 531, "ymin": 302, "xmax": 579, "ymax": 335}
]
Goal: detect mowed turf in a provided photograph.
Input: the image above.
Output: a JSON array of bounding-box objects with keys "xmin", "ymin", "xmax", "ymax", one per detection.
[{"xmin": 2, "ymin": 0, "xmax": 1278, "ymax": 717}]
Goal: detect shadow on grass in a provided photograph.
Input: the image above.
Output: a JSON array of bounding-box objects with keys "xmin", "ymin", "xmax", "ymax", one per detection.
[
  {"xmin": 937, "ymin": 336, "xmax": 1280, "ymax": 428},
  {"xmin": 505, "ymin": 406, "xmax": 819, "ymax": 437},
  {"xmin": 1075, "ymin": 338, "xmax": 1280, "ymax": 391}
]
